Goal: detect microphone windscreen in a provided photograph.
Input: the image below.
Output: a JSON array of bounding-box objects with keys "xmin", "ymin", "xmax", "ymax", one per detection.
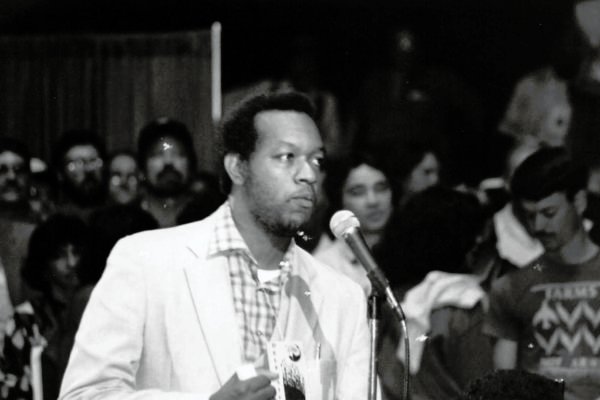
[{"xmin": 330, "ymin": 210, "xmax": 360, "ymax": 239}]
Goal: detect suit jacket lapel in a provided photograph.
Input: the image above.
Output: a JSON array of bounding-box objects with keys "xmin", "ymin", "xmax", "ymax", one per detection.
[
  {"xmin": 280, "ymin": 252, "xmax": 325, "ymax": 350},
  {"xmin": 183, "ymin": 254, "xmax": 242, "ymax": 385}
]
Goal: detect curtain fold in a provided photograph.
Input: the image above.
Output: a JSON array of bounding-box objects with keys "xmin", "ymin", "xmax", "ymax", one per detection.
[{"xmin": 0, "ymin": 30, "xmax": 216, "ymax": 171}]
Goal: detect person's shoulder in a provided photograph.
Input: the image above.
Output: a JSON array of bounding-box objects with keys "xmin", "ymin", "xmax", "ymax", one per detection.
[
  {"xmin": 500, "ymin": 256, "xmax": 546, "ymax": 278},
  {"xmin": 297, "ymin": 245, "xmax": 365, "ymax": 299},
  {"xmin": 114, "ymin": 211, "xmax": 219, "ymax": 255},
  {"xmin": 431, "ymin": 300, "xmax": 486, "ymax": 331},
  {"xmin": 490, "ymin": 256, "xmax": 547, "ymax": 296},
  {"xmin": 312, "ymin": 238, "xmax": 342, "ymax": 261},
  {"xmin": 297, "ymin": 245, "xmax": 333, "ymax": 273}
]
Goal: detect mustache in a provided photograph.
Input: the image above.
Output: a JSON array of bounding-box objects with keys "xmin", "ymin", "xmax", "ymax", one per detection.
[
  {"xmin": 1, "ymin": 181, "xmax": 21, "ymax": 191},
  {"xmin": 290, "ymin": 188, "xmax": 316, "ymax": 202},
  {"xmin": 157, "ymin": 166, "xmax": 183, "ymax": 180},
  {"xmin": 82, "ymin": 173, "xmax": 101, "ymax": 184}
]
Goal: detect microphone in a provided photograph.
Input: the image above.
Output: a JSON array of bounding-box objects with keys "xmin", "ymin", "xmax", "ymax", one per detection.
[
  {"xmin": 329, "ymin": 210, "xmax": 389, "ymax": 294},
  {"xmin": 329, "ymin": 210, "xmax": 405, "ymax": 319}
]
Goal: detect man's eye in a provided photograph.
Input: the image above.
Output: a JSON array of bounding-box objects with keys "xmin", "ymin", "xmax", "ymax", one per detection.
[
  {"xmin": 542, "ymin": 210, "xmax": 557, "ymax": 218},
  {"xmin": 277, "ymin": 153, "xmax": 294, "ymax": 163},
  {"xmin": 311, "ymin": 157, "xmax": 324, "ymax": 169}
]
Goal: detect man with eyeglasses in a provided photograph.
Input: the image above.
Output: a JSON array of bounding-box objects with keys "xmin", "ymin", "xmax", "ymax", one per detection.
[
  {"xmin": 52, "ymin": 129, "xmax": 107, "ymax": 221},
  {"xmin": 0, "ymin": 138, "xmax": 36, "ymax": 315},
  {"xmin": 0, "ymin": 138, "xmax": 32, "ymax": 216}
]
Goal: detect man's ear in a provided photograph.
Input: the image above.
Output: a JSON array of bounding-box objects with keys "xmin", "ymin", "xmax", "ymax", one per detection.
[
  {"xmin": 224, "ymin": 153, "xmax": 246, "ymax": 186},
  {"xmin": 574, "ymin": 189, "xmax": 588, "ymax": 215}
]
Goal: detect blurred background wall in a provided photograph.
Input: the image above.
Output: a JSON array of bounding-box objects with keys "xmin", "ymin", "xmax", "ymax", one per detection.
[{"xmin": 0, "ymin": 0, "xmax": 576, "ymax": 180}]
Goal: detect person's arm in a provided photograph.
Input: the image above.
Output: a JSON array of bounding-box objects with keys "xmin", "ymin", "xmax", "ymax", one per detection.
[
  {"xmin": 493, "ymin": 338, "xmax": 518, "ymax": 369},
  {"xmin": 0, "ymin": 304, "xmax": 37, "ymax": 400},
  {"xmin": 60, "ymin": 237, "xmax": 277, "ymax": 400},
  {"xmin": 59, "ymin": 239, "xmax": 197, "ymax": 400},
  {"xmin": 483, "ymin": 274, "xmax": 521, "ymax": 372}
]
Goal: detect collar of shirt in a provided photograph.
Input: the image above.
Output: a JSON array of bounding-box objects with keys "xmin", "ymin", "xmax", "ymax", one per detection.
[{"xmin": 207, "ymin": 201, "xmax": 295, "ymax": 286}]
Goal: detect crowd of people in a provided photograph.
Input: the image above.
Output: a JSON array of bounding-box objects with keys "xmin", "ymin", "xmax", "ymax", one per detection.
[
  {"xmin": 3, "ymin": 4, "xmax": 600, "ymax": 399},
  {"xmin": 0, "ymin": 119, "xmax": 225, "ymax": 399}
]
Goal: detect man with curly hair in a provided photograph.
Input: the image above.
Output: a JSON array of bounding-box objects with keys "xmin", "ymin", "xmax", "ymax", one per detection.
[{"xmin": 60, "ymin": 92, "xmax": 371, "ymax": 400}]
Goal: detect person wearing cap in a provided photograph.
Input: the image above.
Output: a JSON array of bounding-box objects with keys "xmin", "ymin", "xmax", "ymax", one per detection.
[
  {"xmin": 137, "ymin": 118, "xmax": 196, "ymax": 227},
  {"xmin": 314, "ymin": 151, "xmax": 394, "ymax": 297}
]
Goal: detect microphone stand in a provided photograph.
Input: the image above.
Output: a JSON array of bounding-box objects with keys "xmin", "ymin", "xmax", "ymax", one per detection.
[
  {"xmin": 367, "ymin": 271, "xmax": 410, "ymax": 400},
  {"xmin": 367, "ymin": 294, "xmax": 382, "ymax": 400}
]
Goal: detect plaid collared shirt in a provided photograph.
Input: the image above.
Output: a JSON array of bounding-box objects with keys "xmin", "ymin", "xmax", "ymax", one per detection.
[{"xmin": 207, "ymin": 202, "xmax": 294, "ymax": 363}]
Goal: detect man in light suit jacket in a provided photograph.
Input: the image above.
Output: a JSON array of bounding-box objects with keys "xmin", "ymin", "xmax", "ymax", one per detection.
[{"xmin": 59, "ymin": 92, "xmax": 371, "ymax": 400}]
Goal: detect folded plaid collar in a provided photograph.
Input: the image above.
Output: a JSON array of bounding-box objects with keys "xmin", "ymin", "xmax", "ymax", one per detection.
[
  {"xmin": 207, "ymin": 201, "xmax": 296, "ymax": 277},
  {"xmin": 207, "ymin": 202, "xmax": 249, "ymax": 257}
]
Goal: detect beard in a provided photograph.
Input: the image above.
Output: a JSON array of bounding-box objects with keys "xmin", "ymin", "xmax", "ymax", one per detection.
[
  {"xmin": 0, "ymin": 180, "xmax": 27, "ymax": 203},
  {"xmin": 63, "ymin": 174, "xmax": 105, "ymax": 206},
  {"xmin": 148, "ymin": 166, "xmax": 187, "ymax": 197},
  {"xmin": 251, "ymin": 204, "xmax": 306, "ymax": 237},
  {"xmin": 243, "ymin": 175, "xmax": 315, "ymax": 238}
]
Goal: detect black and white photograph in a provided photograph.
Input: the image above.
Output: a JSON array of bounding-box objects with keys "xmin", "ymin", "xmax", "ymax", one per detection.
[{"xmin": 0, "ymin": 1, "xmax": 597, "ymax": 399}]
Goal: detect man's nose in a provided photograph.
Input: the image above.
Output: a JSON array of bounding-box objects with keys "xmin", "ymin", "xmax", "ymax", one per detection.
[
  {"xmin": 118, "ymin": 175, "xmax": 129, "ymax": 188},
  {"xmin": 5, "ymin": 168, "xmax": 17, "ymax": 180},
  {"xmin": 67, "ymin": 251, "xmax": 79, "ymax": 269},
  {"xmin": 296, "ymin": 159, "xmax": 318, "ymax": 184},
  {"xmin": 163, "ymin": 152, "xmax": 175, "ymax": 164},
  {"xmin": 164, "ymin": 155, "xmax": 183, "ymax": 170},
  {"xmin": 429, "ymin": 172, "xmax": 439, "ymax": 186},
  {"xmin": 533, "ymin": 214, "xmax": 547, "ymax": 232}
]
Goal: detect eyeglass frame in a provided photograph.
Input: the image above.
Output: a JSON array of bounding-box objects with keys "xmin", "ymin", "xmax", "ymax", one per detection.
[{"xmin": 65, "ymin": 158, "xmax": 104, "ymax": 173}]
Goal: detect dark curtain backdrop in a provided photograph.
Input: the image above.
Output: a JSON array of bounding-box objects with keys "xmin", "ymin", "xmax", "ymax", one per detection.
[{"xmin": 0, "ymin": 30, "xmax": 217, "ymax": 171}]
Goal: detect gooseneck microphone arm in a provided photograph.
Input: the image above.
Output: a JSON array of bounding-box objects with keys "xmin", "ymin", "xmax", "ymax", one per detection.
[
  {"xmin": 330, "ymin": 211, "xmax": 410, "ymax": 400},
  {"xmin": 341, "ymin": 226, "xmax": 405, "ymax": 318}
]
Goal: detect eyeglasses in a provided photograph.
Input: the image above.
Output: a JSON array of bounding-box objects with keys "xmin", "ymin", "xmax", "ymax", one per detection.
[
  {"xmin": 110, "ymin": 174, "xmax": 138, "ymax": 186},
  {"xmin": 0, "ymin": 164, "xmax": 27, "ymax": 176},
  {"xmin": 66, "ymin": 158, "xmax": 104, "ymax": 172}
]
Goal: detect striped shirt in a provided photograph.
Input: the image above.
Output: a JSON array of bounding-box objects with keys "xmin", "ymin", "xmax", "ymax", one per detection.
[{"xmin": 207, "ymin": 202, "xmax": 293, "ymax": 363}]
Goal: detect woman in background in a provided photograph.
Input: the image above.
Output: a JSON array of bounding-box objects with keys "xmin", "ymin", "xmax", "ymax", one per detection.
[
  {"xmin": 0, "ymin": 214, "xmax": 90, "ymax": 400},
  {"xmin": 314, "ymin": 151, "xmax": 395, "ymax": 296}
]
